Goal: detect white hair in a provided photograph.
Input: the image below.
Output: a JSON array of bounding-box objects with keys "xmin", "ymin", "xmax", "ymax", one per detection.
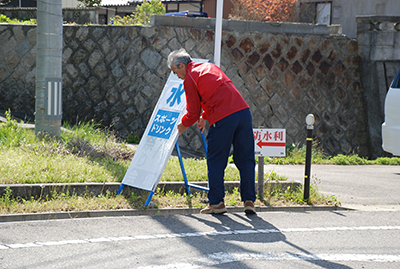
[{"xmin": 167, "ymin": 48, "xmax": 192, "ymax": 69}]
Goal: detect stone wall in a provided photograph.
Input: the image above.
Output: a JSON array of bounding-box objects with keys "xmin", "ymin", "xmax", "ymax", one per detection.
[{"xmin": 0, "ymin": 17, "xmax": 368, "ymax": 157}]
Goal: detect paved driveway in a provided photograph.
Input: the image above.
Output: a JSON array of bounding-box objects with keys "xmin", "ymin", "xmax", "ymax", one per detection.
[{"xmin": 263, "ymin": 164, "xmax": 400, "ymax": 206}]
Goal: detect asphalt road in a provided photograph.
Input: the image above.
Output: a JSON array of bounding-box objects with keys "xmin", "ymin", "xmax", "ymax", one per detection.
[
  {"xmin": 1, "ymin": 164, "xmax": 400, "ymax": 268},
  {"xmin": 1, "ymin": 209, "xmax": 400, "ymax": 268}
]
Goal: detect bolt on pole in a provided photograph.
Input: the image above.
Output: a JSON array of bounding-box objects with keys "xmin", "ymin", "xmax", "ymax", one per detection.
[
  {"xmin": 35, "ymin": 0, "xmax": 63, "ymax": 137},
  {"xmin": 304, "ymin": 114, "xmax": 315, "ymax": 202}
]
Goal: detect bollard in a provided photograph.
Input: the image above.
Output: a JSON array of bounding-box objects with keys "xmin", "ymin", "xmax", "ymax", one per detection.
[{"xmin": 304, "ymin": 114, "xmax": 315, "ymax": 202}]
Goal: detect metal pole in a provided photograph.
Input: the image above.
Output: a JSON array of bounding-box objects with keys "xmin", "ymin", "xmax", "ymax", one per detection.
[
  {"xmin": 258, "ymin": 156, "xmax": 264, "ymax": 200},
  {"xmin": 304, "ymin": 114, "xmax": 315, "ymax": 202},
  {"xmin": 35, "ymin": 0, "xmax": 63, "ymax": 136},
  {"xmin": 213, "ymin": 0, "xmax": 223, "ymax": 67},
  {"xmin": 175, "ymin": 141, "xmax": 191, "ymax": 196}
]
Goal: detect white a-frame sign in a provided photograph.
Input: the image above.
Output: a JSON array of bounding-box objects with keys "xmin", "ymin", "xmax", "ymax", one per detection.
[{"xmin": 118, "ymin": 59, "xmax": 209, "ymax": 206}]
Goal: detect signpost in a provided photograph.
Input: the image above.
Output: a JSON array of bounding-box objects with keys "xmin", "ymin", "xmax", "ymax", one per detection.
[{"xmin": 253, "ymin": 128, "xmax": 286, "ymax": 199}]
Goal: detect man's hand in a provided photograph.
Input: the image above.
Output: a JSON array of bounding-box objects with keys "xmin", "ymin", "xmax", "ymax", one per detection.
[
  {"xmin": 197, "ymin": 118, "xmax": 206, "ymax": 133},
  {"xmin": 177, "ymin": 123, "xmax": 187, "ymax": 135}
]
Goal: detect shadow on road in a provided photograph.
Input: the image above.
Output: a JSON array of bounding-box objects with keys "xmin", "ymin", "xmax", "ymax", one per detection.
[{"xmin": 152, "ymin": 212, "xmax": 351, "ymax": 268}]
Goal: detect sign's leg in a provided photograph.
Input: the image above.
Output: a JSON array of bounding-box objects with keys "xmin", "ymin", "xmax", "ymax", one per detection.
[
  {"xmin": 200, "ymin": 131, "xmax": 208, "ymax": 157},
  {"xmin": 200, "ymin": 129, "xmax": 209, "ymax": 190},
  {"xmin": 116, "ymin": 184, "xmax": 125, "ymax": 195},
  {"xmin": 175, "ymin": 141, "xmax": 191, "ymax": 196},
  {"xmin": 145, "ymin": 191, "xmax": 154, "ymax": 207}
]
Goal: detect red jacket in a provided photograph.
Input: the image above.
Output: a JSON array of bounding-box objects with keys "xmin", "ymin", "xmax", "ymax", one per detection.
[{"xmin": 182, "ymin": 62, "xmax": 249, "ymax": 127}]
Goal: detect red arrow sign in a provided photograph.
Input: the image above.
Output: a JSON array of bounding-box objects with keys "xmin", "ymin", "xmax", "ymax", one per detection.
[{"xmin": 257, "ymin": 141, "xmax": 286, "ymax": 148}]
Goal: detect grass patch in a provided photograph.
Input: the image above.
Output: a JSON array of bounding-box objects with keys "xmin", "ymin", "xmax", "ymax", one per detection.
[
  {"xmin": 251, "ymin": 141, "xmax": 400, "ymax": 165},
  {"xmin": 0, "ymin": 111, "xmax": 397, "ymax": 214}
]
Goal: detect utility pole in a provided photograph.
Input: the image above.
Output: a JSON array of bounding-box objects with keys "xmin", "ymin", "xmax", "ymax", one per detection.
[{"xmin": 35, "ymin": 0, "xmax": 63, "ymax": 136}]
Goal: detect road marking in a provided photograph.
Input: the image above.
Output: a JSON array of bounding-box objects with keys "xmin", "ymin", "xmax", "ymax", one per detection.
[
  {"xmin": 136, "ymin": 252, "xmax": 400, "ymax": 268},
  {"xmin": 1, "ymin": 225, "xmax": 400, "ymax": 250}
]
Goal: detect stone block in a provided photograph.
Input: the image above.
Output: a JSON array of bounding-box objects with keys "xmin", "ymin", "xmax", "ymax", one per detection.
[
  {"xmin": 151, "ymin": 15, "xmax": 175, "ymax": 27},
  {"xmin": 313, "ymin": 24, "xmax": 329, "ymax": 35},
  {"xmin": 75, "ymin": 27, "xmax": 89, "ymax": 42},
  {"xmin": 88, "ymin": 49, "xmax": 103, "ymax": 68},
  {"xmin": 141, "ymin": 26, "xmax": 157, "ymax": 38},
  {"xmin": 174, "ymin": 16, "xmax": 193, "ymax": 28},
  {"xmin": 393, "ymin": 45, "xmax": 400, "ymax": 60},
  {"xmin": 370, "ymin": 46, "xmax": 394, "ymax": 61},
  {"xmin": 261, "ymin": 22, "xmax": 282, "ymax": 34},
  {"xmin": 5, "ymin": 50, "xmax": 19, "ymax": 71},
  {"xmin": 91, "ymin": 27, "xmax": 105, "ymax": 41},
  {"xmin": 248, "ymin": 21, "xmax": 270, "ymax": 33},
  {"xmin": 12, "ymin": 25, "xmax": 24, "ymax": 43},
  {"xmin": 225, "ymin": 20, "xmax": 247, "ymax": 33},
  {"xmin": 141, "ymin": 48, "xmax": 162, "ymax": 70},
  {"xmin": 372, "ymin": 31, "xmax": 394, "ymax": 46},
  {"xmin": 395, "ymin": 32, "xmax": 400, "ymax": 45},
  {"xmin": 357, "ymin": 45, "xmax": 371, "ymax": 60},
  {"xmin": 293, "ymin": 23, "xmax": 313, "ymax": 35},
  {"xmin": 356, "ymin": 22, "xmax": 374, "ymax": 34},
  {"xmin": 195, "ymin": 17, "xmax": 214, "ymax": 29},
  {"xmin": 280, "ymin": 22, "xmax": 298, "ymax": 34}
]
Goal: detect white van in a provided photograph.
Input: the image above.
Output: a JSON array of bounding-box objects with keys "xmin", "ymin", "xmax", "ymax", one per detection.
[{"xmin": 382, "ymin": 67, "xmax": 400, "ymax": 156}]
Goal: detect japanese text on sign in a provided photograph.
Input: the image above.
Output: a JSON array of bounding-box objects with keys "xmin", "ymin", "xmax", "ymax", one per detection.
[
  {"xmin": 254, "ymin": 128, "xmax": 286, "ymax": 157},
  {"xmin": 148, "ymin": 109, "xmax": 179, "ymax": 140}
]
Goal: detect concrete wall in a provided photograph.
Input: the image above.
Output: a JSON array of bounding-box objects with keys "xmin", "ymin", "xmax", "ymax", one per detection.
[
  {"xmin": 0, "ymin": 16, "xmax": 371, "ymax": 158},
  {"xmin": 356, "ymin": 15, "xmax": 400, "ymax": 158}
]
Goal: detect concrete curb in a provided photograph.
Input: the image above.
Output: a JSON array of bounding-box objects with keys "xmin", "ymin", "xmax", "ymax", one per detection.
[
  {"xmin": 0, "ymin": 205, "xmax": 347, "ymax": 223},
  {"xmin": 0, "ymin": 181, "xmax": 302, "ymax": 200}
]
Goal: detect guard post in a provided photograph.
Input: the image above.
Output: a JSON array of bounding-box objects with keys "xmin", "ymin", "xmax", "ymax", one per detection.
[{"xmin": 304, "ymin": 114, "xmax": 315, "ymax": 202}]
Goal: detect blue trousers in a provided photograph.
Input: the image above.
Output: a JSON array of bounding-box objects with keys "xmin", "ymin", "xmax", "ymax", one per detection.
[{"xmin": 206, "ymin": 108, "xmax": 256, "ymax": 205}]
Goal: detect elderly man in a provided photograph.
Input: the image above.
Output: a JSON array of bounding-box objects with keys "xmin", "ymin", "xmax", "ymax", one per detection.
[{"xmin": 167, "ymin": 48, "xmax": 256, "ymax": 214}]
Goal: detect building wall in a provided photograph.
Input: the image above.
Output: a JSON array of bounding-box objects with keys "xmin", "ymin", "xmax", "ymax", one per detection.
[
  {"xmin": 297, "ymin": 0, "xmax": 400, "ymax": 38},
  {"xmin": 0, "ymin": 17, "xmax": 383, "ymax": 158},
  {"xmin": 203, "ymin": 0, "xmax": 234, "ymax": 19},
  {"xmin": 0, "ymin": 7, "xmax": 99, "ymax": 24},
  {"xmin": 62, "ymin": 0, "xmax": 80, "ymax": 8}
]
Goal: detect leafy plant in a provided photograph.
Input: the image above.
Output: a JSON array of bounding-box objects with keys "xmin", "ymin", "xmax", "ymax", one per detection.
[
  {"xmin": 0, "ymin": 187, "xmax": 15, "ymax": 209},
  {"xmin": 0, "ymin": 14, "xmax": 36, "ymax": 24},
  {"xmin": 126, "ymin": 134, "xmax": 140, "ymax": 144},
  {"xmin": 0, "ymin": 109, "xmax": 36, "ymax": 148},
  {"xmin": 134, "ymin": 0, "xmax": 165, "ymax": 25},
  {"xmin": 330, "ymin": 154, "xmax": 368, "ymax": 165},
  {"xmin": 371, "ymin": 157, "xmax": 400, "ymax": 165},
  {"xmin": 109, "ymin": 15, "xmax": 135, "ymax": 25},
  {"xmin": 225, "ymin": 187, "xmax": 241, "ymax": 206},
  {"xmin": 265, "ymin": 170, "xmax": 287, "ymax": 181}
]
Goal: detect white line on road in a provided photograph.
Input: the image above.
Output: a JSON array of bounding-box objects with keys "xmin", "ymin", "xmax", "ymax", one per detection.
[
  {"xmin": 1, "ymin": 225, "xmax": 400, "ymax": 250},
  {"xmin": 136, "ymin": 252, "xmax": 400, "ymax": 268}
]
